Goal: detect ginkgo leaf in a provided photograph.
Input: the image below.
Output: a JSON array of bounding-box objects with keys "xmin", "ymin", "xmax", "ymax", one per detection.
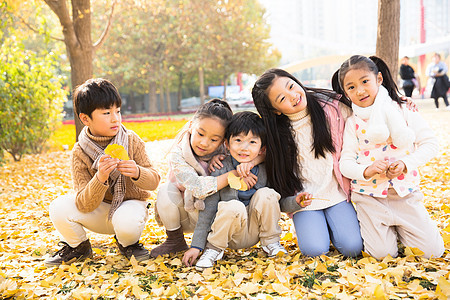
[
  {"xmin": 105, "ymin": 144, "xmax": 129, "ymax": 160},
  {"xmin": 227, "ymin": 173, "xmax": 248, "ymax": 191}
]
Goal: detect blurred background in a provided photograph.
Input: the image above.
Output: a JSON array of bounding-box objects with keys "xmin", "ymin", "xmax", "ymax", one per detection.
[{"xmin": 2, "ymin": 0, "xmax": 450, "ymax": 118}]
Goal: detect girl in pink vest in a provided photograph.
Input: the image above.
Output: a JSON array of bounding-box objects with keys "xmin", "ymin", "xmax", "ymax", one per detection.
[
  {"xmin": 335, "ymin": 55, "xmax": 444, "ymax": 259},
  {"xmin": 252, "ymin": 69, "xmax": 363, "ymax": 257}
]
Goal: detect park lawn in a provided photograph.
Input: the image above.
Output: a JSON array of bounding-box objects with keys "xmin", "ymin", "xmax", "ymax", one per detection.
[
  {"xmin": 0, "ymin": 105, "xmax": 449, "ymax": 299},
  {"xmin": 46, "ymin": 118, "xmax": 189, "ymax": 152}
]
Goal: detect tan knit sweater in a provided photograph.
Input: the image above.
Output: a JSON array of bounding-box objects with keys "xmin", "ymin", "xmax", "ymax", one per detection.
[{"xmin": 71, "ymin": 129, "xmax": 160, "ymax": 213}]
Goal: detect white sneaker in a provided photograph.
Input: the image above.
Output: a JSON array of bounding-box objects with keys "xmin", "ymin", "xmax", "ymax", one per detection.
[
  {"xmin": 445, "ymin": 105, "xmax": 450, "ymax": 111},
  {"xmin": 262, "ymin": 242, "xmax": 288, "ymax": 257},
  {"xmin": 195, "ymin": 248, "xmax": 224, "ymax": 269}
]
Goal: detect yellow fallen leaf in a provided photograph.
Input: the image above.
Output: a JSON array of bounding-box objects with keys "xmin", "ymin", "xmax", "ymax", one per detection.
[
  {"xmin": 105, "ymin": 144, "xmax": 129, "ymax": 160},
  {"xmin": 404, "ymin": 246, "xmax": 424, "ymax": 257},
  {"xmin": 281, "ymin": 232, "xmax": 293, "ymax": 241},
  {"xmin": 252, "ymin": 268, "xmax": 263, "ymax": 282},
  {"xmin": 437, "ymin": 276, "xmax": 450, "ymax": 296},
  {"xmin": 170, "ymin": 257, "xmax": 182, "ymax": 266},
  {"xmin": 132, "ymin": 285, "xmax": 149, "ymax": 299},
  {"xmin": 271, "ymin": 283, "xmax": 291, "ymax": 295},
  {"xmin": 373, "ymin": 284, "xmax": 387, "ymax": 300},
  {"xmin": 315, "ymin": 262, "xmax": 328, "ymax": 273},
  {"xmin": 69, "ymin": 264, "xmax": 79, "ymax": 274},
  {"xmin": 227, "ymin": 173, "xmax": 248, "ymax": 191}
]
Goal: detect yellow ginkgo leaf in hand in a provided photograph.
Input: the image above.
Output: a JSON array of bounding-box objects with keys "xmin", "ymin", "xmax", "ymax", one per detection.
[
  {"xmin": 105, "ymin": 144, "xmax": 129, "ymax": 160},
  {"xmin": 227, "ymin": 173, "xmax": 248, "ymax": 191}
]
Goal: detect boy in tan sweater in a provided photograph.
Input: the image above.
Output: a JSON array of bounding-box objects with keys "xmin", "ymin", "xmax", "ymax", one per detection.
[{"xmin": 44, "ymin": 78, "xmax": 160, "ymax": 267}]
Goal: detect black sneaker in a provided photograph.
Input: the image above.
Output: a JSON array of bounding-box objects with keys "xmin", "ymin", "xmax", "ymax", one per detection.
[
  {"xmin": 115, "ymin": 238, "xmax": 150, "ymax": 261},
  {"xmin": 44, "ymin": 240, "xmax": 92, "ymax": 267}
]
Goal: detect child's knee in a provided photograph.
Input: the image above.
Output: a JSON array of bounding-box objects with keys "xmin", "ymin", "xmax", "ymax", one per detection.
[
  {"xmin": 338, "ymin": 239, "xmax": 363, "ymax": 258},
  {"xmin": 418, "ymin": 239, "xmax": 445, "ymax": 259},
  {"xmin": 299, "ymin": 242, "xmax": 330, "ymax": 257},
  {"xmin": 217, "ymin": 200, "xmax": 246, "ymax": 218},
  {"xmin": 253, "ymin": 188, "xmax": 281, "ymax": 207},
  {"xmin": 49, "ymin": 194, "xmax": 76, "ymax": 220},
  {"xmin": 365, "ymin": 244, "xmax": 398, "ymax": 260}
]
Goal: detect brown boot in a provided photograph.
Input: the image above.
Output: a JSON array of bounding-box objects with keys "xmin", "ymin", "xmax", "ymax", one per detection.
[{"xmin": 150, "ymin": 227, "xmax": 188, "ymax": 258}]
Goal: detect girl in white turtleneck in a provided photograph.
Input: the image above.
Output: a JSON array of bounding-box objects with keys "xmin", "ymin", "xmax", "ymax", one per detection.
[
  {"xmin": 336, "ymin": 55, "xmax": 444, "ymax": 260},
  {"xmin": 252, "ymin": 68, "xmax": 364, "ymax": 258}
]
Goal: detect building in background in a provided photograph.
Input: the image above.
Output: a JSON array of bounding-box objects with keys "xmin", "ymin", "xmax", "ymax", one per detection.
[{"xmin": 258, "ymin": 0, "xmax": 450, "ymax": 85}]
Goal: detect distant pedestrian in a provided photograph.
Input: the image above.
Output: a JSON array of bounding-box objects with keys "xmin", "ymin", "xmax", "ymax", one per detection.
[
  {"xmin": 426, "ymin": 53, "xmax": 450, "ymax": 110},
  {"xmin": 399, "ymin": 56, "xmax": 417, "ymax": 97}
]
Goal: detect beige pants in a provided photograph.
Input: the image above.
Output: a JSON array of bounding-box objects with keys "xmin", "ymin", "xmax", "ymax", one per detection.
[
  {"xmin": 207, "ymin": 187, "xmax": 282, "ymax": 250},
  {"xmin": 156, "ymin": 181, "xmax": 198, "ymax": 232},
  {"xmin": 49, "ymin": 194, "xmax": 148, "ymax": 248},
  {"xmin": 352, "ymin": 188, "xmax": 444, "ymax": 259}
]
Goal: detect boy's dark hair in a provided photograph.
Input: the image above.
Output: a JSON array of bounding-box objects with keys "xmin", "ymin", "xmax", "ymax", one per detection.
[
  {"xmin": 333, "ymin": 55, "xmax": 402, "ymax": 105},
  {"xmin": 73, "ymin": 78, "xmax": 122, "ymax": 118},
  {"xmin": 225, "ymin": 111, "xmax": 266, "ymax": 146}
]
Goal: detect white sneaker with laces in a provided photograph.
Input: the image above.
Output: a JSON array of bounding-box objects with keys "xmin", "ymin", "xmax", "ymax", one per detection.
[
  {"xmin": 195, "ymin": 248, "xmax": 224, "ymax": 269},
  {"xmin": 262, "ymin": 242, "xmax": 288, "ymax": 257}
]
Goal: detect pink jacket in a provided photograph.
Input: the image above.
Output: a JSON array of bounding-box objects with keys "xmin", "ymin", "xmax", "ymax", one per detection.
[{"xmin": 323, "ymin": 98, "xmax": 351, "ymax": 200}]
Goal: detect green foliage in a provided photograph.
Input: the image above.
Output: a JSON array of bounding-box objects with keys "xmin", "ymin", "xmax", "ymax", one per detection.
[
  {"xmin": 0, "ymin": 35, "xmax": 67, "ymax": 161},
  {"xmin": 94, "ymin": 0, "xmax": 280, "ymax": 96}
]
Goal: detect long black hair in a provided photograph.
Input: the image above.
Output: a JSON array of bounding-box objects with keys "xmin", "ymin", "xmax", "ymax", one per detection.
[
  {"xmin": 333, "ymin": 55, "xmax": 403, "ymax": 106},
  {"xmin": 252, "ymin": 68, "xmax": 342, "ymax": 198}
]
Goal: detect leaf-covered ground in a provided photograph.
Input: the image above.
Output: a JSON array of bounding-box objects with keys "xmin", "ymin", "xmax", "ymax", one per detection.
[{"xmin": 1, "ymin": 100, "xmax": 449, "ymax": 299}]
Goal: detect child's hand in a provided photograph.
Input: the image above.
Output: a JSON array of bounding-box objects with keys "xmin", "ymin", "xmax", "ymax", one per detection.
[
  {"xmin": 386, "ymin": 160, "xmax": 406, "ymax": 179},
  {"xmin": 363, "ymin": 160, "xmax": 389, "ymax": 179},
  {"xmin": 242, "ymin": 173, "xmax": 258, "ymax": 190},
  {"xmin": 403, "ymin": 96, "xmax": 418, "ymax": 112},
  {"xmin": 296, "ymin": 192, "xmax": 313, "ymax": 207},
  {"xmin": 97, "ymin": 155, "xmax": 119, "ymax": 183},
  {"xmin": 117, "ymin": 159, "xmax": 139, "ymax": 179},
  {"xmin": 208, "ymin": 154, "xmax": 226, "ymax": 173},
  {"xmin": 236, "ymin": 162, "xmax": 254, "ymax": 178},
  {"xmin": 182, "ymin": 248, "xmax": 201, "ymax": 267}
]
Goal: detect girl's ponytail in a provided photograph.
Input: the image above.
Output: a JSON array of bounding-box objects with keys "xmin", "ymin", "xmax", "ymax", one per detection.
[
  {"xmin": 337, "ymin": 55, "xmax": 403, "ymax": 106},
  {"xmin": 173, "ymin": 98, "xmax": 233, "ymax": 146},
  {"xmin": 369, "ymin": 56, "xmax": 402, "ymax": 104}
]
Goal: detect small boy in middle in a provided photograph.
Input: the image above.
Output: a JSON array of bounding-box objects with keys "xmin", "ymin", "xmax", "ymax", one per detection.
[{"xmin": 182, "ymin": 111, "xmax": 288, "ymax": 269}]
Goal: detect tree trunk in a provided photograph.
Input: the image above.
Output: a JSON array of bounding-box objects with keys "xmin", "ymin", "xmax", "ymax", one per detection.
[
  {"xmin": 376, "ymin": 0, "xmax": 400, "ymax": 77},
  {"xmin": 149, "ymin": 80, "xmax": 158, "ymax": 113},
  {"xmin": 159, "ymin": 80, "xmax": 165, "ymax": 113},
  {"xmin": 69, "ymin": 48, "xmax": 93, "ymax": 140},
  {"xmin": 166, "ymin": 82, "xmax": 172, "ymax": 112},
  {"xmin": 199, "ymin": 67, "xmax": 205, "ymax": 104},
  {"xmin": 222, "ymin": 75, "xmax": 227, "ymax": 101},
  {"xmin": 44, "ymin": 0, "xmax": 116, "ymax": 140},
  {"xmin": 177, "ymin": 72, "xmax": 183, "ymax": 111},
  {"xmin": 129, "ymin": 91, "xmax": 136, "ymax": 113}
]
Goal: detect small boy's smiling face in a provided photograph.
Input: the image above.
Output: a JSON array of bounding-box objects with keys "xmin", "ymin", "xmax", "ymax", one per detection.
[{"xmin": 226, "ymin": 131, "xmax": 263, "ymax": 164}]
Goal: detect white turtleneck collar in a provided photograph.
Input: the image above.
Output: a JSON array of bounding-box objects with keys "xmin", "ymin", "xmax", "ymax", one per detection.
[{"xmin": 285, "ymin": 108, "xmax": 309, "ymax": 122}]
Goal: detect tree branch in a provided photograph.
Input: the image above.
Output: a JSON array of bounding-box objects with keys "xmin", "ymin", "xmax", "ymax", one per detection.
[
  {"xmin": 44, "ymin": 0, "xmax": 80, "ymax": 50},
  {"xmin": 93, "ymin": 0, "xmax": 117, "ymax": 50},
  {"xmin": 15, "ymin": 14, "xmax": 64, "ymax": 42}
]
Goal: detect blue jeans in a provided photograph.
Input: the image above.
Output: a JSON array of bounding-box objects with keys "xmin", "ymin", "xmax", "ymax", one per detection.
[{"xmin": 292, "ymin": 200, "xmax": 363, "ymax": 257}]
